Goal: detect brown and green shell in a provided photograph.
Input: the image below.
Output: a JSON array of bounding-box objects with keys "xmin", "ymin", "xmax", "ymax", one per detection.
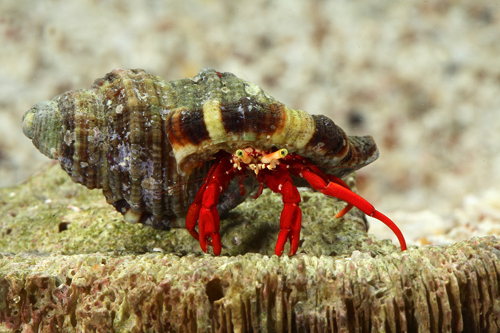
[{"xmin": 22, "ymin": 68, "xmax": 378, "ymax": 229}]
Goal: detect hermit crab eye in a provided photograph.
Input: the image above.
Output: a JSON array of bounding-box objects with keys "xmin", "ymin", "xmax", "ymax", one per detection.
[
  {"xmin": 279, "ymin": 149, "xmax": 288, "ymax": 157},
  {"xmin": 235, "ymin": 149, "xmax": 251, "ymax": 164}
]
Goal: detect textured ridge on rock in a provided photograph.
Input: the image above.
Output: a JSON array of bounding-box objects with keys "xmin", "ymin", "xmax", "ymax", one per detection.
[{"xmin": 0, "ymin": 237, "xmax": 499, "ymax": 332}]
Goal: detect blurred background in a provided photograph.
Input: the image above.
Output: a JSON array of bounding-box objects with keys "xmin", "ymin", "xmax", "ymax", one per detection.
[{"xmin": 1, "ymin": 0, "xmax": 499, "ymax": 244}]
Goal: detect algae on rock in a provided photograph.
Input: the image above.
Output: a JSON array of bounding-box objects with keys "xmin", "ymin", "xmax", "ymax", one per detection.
[
  {"xmin": 0, "ymin": 163, "xmax": 393, "ymax": 257},
  {"xmin": 1, "ymin": 165, "xmax": 499, "ymax": 332}
]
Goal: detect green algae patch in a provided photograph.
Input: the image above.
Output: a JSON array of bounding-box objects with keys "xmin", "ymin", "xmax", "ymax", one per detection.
[{"xmin": 0, "ymin": 163, "xmax": 395, "ymax": 257}]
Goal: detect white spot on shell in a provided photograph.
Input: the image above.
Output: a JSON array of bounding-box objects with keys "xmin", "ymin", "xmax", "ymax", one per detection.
[
  {"xmin": 232, "ymin": 235, "xmax": 242, "ymax": 245},
  {"xmin": 191, "ymin": 75, "xmax": 202, "ymax": 83},
  {"xmin": 141, "ymin": 177, "xmax": 157, "ymax": 190},
  {"xmin": 124, "ymin": 209, "xmax": 141, "ymax": 224},
  {"xmin": 50, "ymin": 148, "xmax": 60, "ymax": 158},
  {"xmin": 244, "ymin": 82, "xmax": 261, "ymax": 95},
  {"xmin": 64, "ymin": 131, "xmax": 76, "ymax": 145},
  {"xmin": 221, "ymin": 87, "xmax": 230, "ymax": 93},
  {"xmin": 313, "ymin": 142, "xmax": 325, "ymax": 151},
  {"xmin": 116, "ymin": 105, "xmax": 124, "ymax": 114},
  {"xmin": 93, "ymin": 127, "xmax": 101, "ymax": 141}
]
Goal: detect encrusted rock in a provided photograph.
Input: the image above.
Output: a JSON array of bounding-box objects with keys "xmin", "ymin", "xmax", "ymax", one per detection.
[
  {"xmin": 1, "ymin": 157, "xmax": 499, "ymax": 332},
  {"xmin": 0, "ymin": 237, "xmax": 499, "ymax": 332}
]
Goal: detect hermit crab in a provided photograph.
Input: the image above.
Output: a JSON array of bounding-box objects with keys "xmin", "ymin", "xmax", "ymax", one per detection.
[{"xmin": 22, "ymin": 68, "xmax": 406, "ymax": 256}]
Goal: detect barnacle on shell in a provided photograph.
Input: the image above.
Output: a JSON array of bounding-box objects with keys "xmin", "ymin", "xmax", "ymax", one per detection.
[{"xmin": 22, "ymin": 68, "xmax": 378, "ymax": 229}]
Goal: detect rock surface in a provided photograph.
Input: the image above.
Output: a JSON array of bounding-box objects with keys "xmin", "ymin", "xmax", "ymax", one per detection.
[
  {"xmin": 0, "ymin": 239, "xmax": 499, "ymax": 332},
  {"xmin": 1, "ymin": 165, "xmax": 500, "ymax": 332}
]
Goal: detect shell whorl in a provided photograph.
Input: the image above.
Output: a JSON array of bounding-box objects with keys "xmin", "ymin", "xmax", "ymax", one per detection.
[
  {"xmin": 22, "ymin": 68, "xmax": 379, "ymax": 228},
  {"xmin": 165, "ymin": 68, "xmax": 378, "ymax": 176},
  {"xmin": 22, "ymin": 69, "xmax": 207, "ymax": 228}
]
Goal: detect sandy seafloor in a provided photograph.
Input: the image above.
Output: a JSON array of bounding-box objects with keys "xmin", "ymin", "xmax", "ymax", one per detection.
[{"xmin": 1, "ymin": 0, "xmax": 499, "ymax": 247}]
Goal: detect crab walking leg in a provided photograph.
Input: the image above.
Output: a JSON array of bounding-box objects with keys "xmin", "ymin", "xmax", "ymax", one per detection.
[
  {"xmin": 301, "ymin": 169, "xmax": 407, "ymax": 251},
  {"xmin": 300, "ymin": 167, "xmax": 353, "ymax": 217},
  {"xmin": 262, "ymin": 167, "xmax": 302, "ymax": 256},
  {"xmin": 197, "ymin": 183, "xmax": 223, "ymax": 254},
  {"xmin": 333, "ymin": 202, "xmax": 353, "ymax": 218},
  {"xmin": 325, "ymin": 174, "xmax": 354, "ymax": 218},
  {"xmin": 185, "ymin": 154, "xmax": 223, "ymax": 241},
  {"xmin": 286, "ymin": 155, "xmax": 354, "ymax": 217},
  {"xmin": 185, "ymin": 152, "xmax": 236, "ymax": 255}
]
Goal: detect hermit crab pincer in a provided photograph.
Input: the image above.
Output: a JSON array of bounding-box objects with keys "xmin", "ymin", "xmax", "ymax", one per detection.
[{"xmin": 22, "ymin": 68, "xmax": 406, "ymax": 256}]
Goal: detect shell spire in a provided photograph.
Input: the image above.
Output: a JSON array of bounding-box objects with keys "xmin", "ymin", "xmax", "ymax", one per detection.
[{"xmin": 22, "ymin": 100, "xmax": 63, "ymax": 160}]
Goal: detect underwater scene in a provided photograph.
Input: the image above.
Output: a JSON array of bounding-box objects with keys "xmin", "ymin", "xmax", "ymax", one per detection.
[{"xmin": 1, "ymin": 1, "xmax": 499, "ymax": 332}]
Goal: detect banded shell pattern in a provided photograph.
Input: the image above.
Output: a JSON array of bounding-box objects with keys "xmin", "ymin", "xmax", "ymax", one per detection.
[{"xmin": 22, "ymin": 68, "xmax": 378, "ymax": 229}]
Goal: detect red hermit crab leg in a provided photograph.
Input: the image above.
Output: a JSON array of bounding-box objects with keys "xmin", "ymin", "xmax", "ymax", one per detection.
[
  {"xmin": 259, "ymin": 165, "xmax": 302, "ymax": 256},
  {"xmin": 299, "ymin": 168, "xmax": 407, "ymax": 251},
  {"xmin": 293, "ymin": 158, "xmax": 355, "ymax": 218},
  {"xmin": 185, "ymin": 152, "xmax": 237, "ymax": 255},
  {"xmin": 324, "ymin": 174, "xmax": 354, "ymax": 218}
]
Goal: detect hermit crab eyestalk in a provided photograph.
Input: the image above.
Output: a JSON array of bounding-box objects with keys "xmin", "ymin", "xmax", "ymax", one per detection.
[
  {"xmin": 235, "ymin": 149, "xmax": 251, "ymax": 164},
  {"xmin": 261, "ymin": 148, "xmax": 288, "ymax": 164},
  {"xmin": 22, "ymin": 100, "xmax": 63, "ymax": 159}
]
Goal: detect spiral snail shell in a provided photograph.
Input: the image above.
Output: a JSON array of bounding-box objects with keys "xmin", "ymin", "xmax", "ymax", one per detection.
[{"xmin": 22, "ymin": 68, "xmax": 378, "ymax": 231}]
